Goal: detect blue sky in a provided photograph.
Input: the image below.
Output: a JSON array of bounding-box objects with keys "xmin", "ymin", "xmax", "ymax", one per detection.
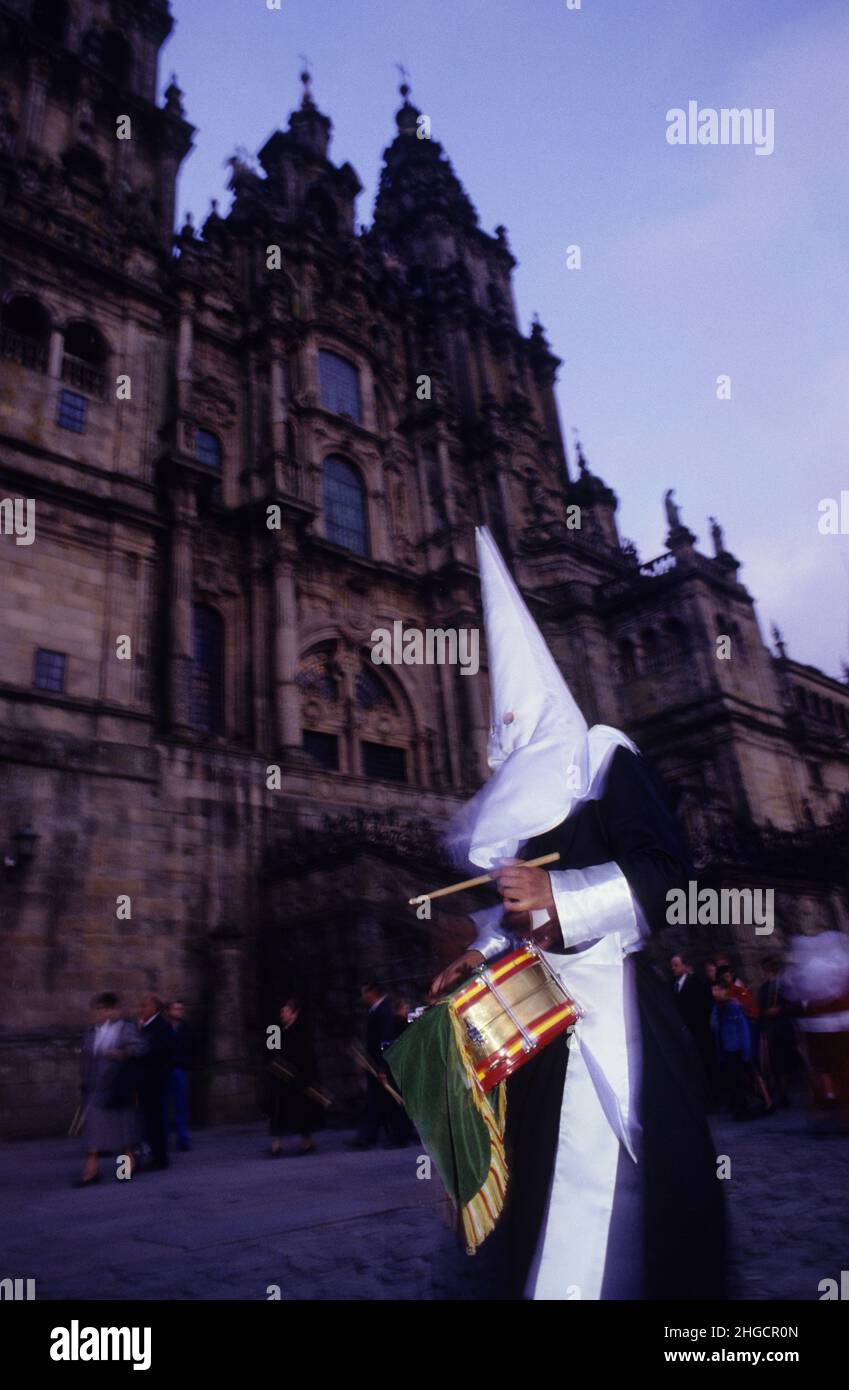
[{"xmin": 162, "ymin": 0, "xmax": 849, "ymax": 678}]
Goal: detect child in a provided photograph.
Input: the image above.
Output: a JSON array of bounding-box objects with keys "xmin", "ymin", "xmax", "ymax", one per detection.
[{"xmin": 711, "ymin": 981, "xmax": 752, "ymax": 1119}]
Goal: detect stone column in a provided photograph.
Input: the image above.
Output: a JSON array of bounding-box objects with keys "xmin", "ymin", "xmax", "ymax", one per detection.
[
  {"xmin": 176, "ymin": 295, "xmax": 194, "ymax": 418},
  {"xmin": 272, "ymin": 554, "xmax": 301, "ymax": 753},
  {"xmin": 455, "ymin": 606, "xmax": 490, "ymax": 782},
  {"xmin": 250, "ymin": 548, "xmax": 272, "ymax": 753},
  {"xmin": 169, "ymin": 484, "xmax": 195, "ymax": 733},
  {"xmin": 338, "ymin": 648, "xmax": 360, "ymax": 777},
  {"xmin": 47, "ymin": 328, "xmax": 63, "ymax": 379},
  {"xmin": 269, "ymin": 354, "xmax": 288, "ymax": 454},
  {"xmin": 437, "ymin": 659, "xmax": 462, "ymax": 787},
  {"xmin": 206, "ymin": 927, "xmax": 251, "ymax": 1122},
  {"xmin": 435, "ymin": 428, "xmax": 458, "ymax": 531},
  {"xmin": 367, "ymin": 477, "xmax": 391, "ymax": 562},
  {"xmin": 21, "ymin": 58, "xmax": 50, "ymax": 153}
]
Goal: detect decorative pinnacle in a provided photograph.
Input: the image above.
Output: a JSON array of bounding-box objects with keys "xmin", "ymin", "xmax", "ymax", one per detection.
[{"xmin": 396, "ymin": 62, "xmax": 411, "ymax": 100}]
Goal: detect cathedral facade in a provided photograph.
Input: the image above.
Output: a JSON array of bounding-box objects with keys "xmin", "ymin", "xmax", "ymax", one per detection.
[{"xmin": 2, "ymin": 0, "xmax": 848, "ymax": 1135}]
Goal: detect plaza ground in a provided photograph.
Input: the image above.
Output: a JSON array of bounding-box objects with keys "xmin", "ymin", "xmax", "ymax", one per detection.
[{"xmin": 1, "ymin": 1106, "xmax": 845, "ymax": 1301}]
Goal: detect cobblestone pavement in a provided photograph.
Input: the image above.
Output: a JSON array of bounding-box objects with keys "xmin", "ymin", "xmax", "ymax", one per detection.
[{"xmin": 1, "ymin": 1106, "xmax": 846, "ymax": 1301}]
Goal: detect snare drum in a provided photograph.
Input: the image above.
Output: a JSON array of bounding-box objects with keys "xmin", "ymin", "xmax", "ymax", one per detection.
[{"xmin": 449, "ymin": 942, "xmax": 581, "ymax": 1093}]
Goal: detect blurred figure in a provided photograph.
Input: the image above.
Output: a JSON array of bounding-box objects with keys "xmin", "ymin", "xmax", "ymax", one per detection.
[
  {"xmin": 670, "ymin": 954, "xmax": 714, "ymax": 1085},
  {"xmin": 757, "ymin": 957, "xmax": 798, "ymax": 1107},
  {"xmin": 349, "ymin": 981, "xmax": 408, "ymax": 1149},
  {"xmin": 390, "ymin": 996, "xmax": 418, "ymax": 1142},
  {"xmin": 716, "ymin": 964, "xmax": 772, "ymax": 1113},
  {"xmin": 137, "ymin": 995, "xmax": 174, "ymax": 1170},
  {"xmin": 704, "ymin": 960, "xmax": 718, "ymax": 986},
  {"xmin": 77, "ymin": 992, "xmax": 143, "ymax": 1186},
  {"xmin": 784, "ymin": 932, "xmax": 849, "ymax": 1134},
  {"xmin": 711, "ymin": 980, "xmax": 752, "ymax": 1119},
  {"xmin": 268, "ymin": 997, "xmax": 322, "ymax": 1157},
  {"xmin": 393, "ymin": 996, "xmax": 412, "ymax": 1028},
  {"xmin": 166, "ymin": 1000, "xmax": 194, "ymax": 1152}
]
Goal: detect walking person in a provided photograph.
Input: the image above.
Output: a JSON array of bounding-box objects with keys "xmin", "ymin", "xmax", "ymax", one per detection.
[
  {"xmin": 350, "ymin": 982, "xmax": 408, "ymax": 1149},
  {"xmin": 137, "ymin": 995, "xmax": 174, "ymax": 1170},
  {"xmin": 77, "ymin": 992, "xmax": 143, "ymax": 1186},
  {"xmin": 268, "ymin": 997, "xmax": 323, "ymax": 1157},
  {"xmin": 166, "ymin": 1000, "xmax": 194, "ymax": 1152},
  {"xmin": 757, "ymin": 956, "xmax": 797, "ymax": 1107}
]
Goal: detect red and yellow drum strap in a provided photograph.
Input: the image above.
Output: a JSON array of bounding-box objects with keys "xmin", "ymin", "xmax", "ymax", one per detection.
[{"xmin": 447, "ymin": 1004, "xmax": 508, "ymax": 1255}]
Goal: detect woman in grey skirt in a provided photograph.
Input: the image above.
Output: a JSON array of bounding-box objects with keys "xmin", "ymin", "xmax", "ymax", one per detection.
[{"xmin": 78, "ymin": 992, "xmax": 143, "ymax": 1185}]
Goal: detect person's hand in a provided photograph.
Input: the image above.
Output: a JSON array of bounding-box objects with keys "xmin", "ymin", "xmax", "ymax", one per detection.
[
  {"xmin": 494, "ymin": 860, "xmax": 555, "ymax": 915},
  {"xmin": 429, "ymin": 950, "xmax": 485, "ymax": 1000}
]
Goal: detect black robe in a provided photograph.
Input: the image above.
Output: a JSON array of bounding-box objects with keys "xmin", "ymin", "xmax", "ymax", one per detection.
[{"xmin": 490, "ymin": 745, "xmax": 726, "ymax": 1300}]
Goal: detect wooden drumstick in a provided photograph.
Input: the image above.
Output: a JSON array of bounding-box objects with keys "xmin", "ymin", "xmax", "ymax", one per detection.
[{"xmin": 408, "ymin": 852, "xmax": 560, "ymax": 906}]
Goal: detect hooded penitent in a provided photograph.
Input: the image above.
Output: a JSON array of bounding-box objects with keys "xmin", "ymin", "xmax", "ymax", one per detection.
[{"xmin": 446, "ymin": 527, "xmax": 636, "ymax": 870}]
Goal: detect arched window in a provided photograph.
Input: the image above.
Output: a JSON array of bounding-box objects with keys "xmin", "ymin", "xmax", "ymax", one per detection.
[
  {"xmin": 190, "ymin": 605, "xmax": 224, "ymax": 735},
  {"xmin": 323, "ymin": 456, "xmax": 368, "ymax": 556},
  {"xmin": 1, "ymin": 295, "xmax": 50, "ymax": 371},
  {"xmin": 318, "ymin": 350, "xmax": 361, "ymax": 421},
  {"xmin": 356, "ymin": 666, "xmax": 395, "ymax": 712},
  {"xmin": 32, "ymin": 0, "xmax": 68, "ymax": 42},
  {"xmin": 62, "ymin": 320, "xmax": 108, "ymax": 397},
  {"xmin": 296, "ymin": 649, "xmax": 339, "ymax": 704},
  {"xmin": 196, "ymin": 428, "xmax": 222, "ymax": 469}
]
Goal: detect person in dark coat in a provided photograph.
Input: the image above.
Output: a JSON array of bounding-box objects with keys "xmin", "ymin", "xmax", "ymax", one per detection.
[
  {"xmin": 77, "ymin": 992, "xmax": 143, "ymax": 1186},
  {"xmin": 670, "ymin": 952, "xmax": 715, "ymax": 1095},
  {"xmin": 429, "ymin": 527, "xmax": 726, "ymax": 1300},
  {"xmin": 350, "ymin": 982, "xmax": 407, "ymax": 1148},
  {"xmin": 757, "ymin": 956, "xmax": 798, "ymax": 1106},
  {"xmin": 137, "ymin": 994, "xmax": 174, "ymax": 1170},
  {"xmin": 166, "ymin": 1000, "xmax": 195, "ymax": 1152},
  {"xmin": 268, "ymin": 997, "xmax": 323, "ymax": 1156}
]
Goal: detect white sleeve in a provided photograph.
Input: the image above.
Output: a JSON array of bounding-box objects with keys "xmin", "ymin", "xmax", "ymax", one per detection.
[
  {"xmin": 549, "ymin": 863, "xmax": 647, "ymax": 951},
  {"xmin": 467, "ymin": 905, "xmax": 512, "ymax": 962}
]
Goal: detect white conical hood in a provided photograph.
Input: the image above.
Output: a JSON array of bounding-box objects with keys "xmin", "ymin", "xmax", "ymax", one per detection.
[{"xmin": 446, "ymin": 527, "xmax": 637, "ymax": 870}]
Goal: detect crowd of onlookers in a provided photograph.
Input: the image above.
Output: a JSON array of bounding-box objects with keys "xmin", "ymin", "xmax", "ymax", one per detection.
[{"xmin": 670, "ymin": 936, "xmax": 849, "ymax": 1132}]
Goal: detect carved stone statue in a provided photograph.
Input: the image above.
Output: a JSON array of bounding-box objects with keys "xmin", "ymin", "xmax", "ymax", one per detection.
[
  {"xmin": 663, "ymin": 488, "xmax": 681, "ymax": 529},
  {"xmin": 709, "ymin": 516, "xmax": 725, "ymax": 555}
]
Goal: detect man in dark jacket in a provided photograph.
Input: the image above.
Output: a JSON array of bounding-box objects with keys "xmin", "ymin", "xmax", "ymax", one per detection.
[
  {"xmin": 351, "ymin": 982, "xmax": 407, "ymax": 1148},
  {"xmin": 671, "ymin": 952, "xmax": 715, "ymax": 1089},
  {"xmin": 138, "ymin": 995, "xmax": 174, "ymax": 1170},
  {"xmin": 166, "ymin": 1000, "xmax": 195, "ymax": 1152}
]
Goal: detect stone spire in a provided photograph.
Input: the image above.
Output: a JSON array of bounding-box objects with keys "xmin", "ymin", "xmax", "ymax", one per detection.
[
  {"xmin": 373, "ymin": 78, "xmax": 479, "ymax": 239},
  {"xmin": 287, "ymin": 65, "xmax": 332, "ymax": 159}
]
